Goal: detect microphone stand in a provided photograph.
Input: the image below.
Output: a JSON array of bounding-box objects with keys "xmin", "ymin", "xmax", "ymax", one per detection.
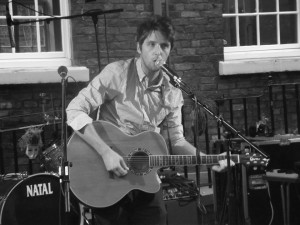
[
  {"xmin": 218, "ymin": 132, "xmax": 238, "ymax": 225},
  {"xmin": 57, "ymin": 66, "xmax": 71, "ymax": 224},
  {"xmin": 160, "ymin": 63, "xmax": 270, "ymax": 224},
  {"xmin": 91, "ymin": 11, "xmax": 101, "ymax": 73},
  {"xmin": 160, "ymin": 63, "xmax": 269, "ymax": 159}
]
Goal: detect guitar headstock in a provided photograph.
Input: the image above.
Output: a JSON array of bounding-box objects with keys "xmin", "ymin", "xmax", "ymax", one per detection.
[{"xmin": 240, "ymin": 152, "xmax": 270, "ymax": 167}]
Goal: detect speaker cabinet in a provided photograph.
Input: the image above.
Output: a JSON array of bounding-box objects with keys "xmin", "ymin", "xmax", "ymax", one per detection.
[
  {"xmin": 165, "ymin": 199, "xmax": 199, "ymax": 225},
  {"xmin": 242, "ymin": 165, "xmax": 272, "ymax": 225}
]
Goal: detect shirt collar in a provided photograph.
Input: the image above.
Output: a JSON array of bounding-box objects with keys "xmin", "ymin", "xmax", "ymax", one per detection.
[
  {"xmin": 136, "ymin": 57, "xmax": 147, "ymax": 82},
  {"xmin": 136, "ymin": 57, "xmax": 164, "ymax": 88}
]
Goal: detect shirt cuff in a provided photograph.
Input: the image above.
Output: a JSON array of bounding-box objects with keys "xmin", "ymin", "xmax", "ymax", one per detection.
[{"xmin": 68, "ymin": 114, "xmax": 93, "ymax": 131}]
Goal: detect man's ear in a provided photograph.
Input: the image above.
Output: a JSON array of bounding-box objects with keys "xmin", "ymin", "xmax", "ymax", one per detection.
[{"xmin": 137, "ymin": 43, "xmax": 141, "ymax": 54}]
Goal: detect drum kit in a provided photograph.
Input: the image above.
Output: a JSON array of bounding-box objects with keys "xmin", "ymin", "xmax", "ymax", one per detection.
[
  {"xmin": 0, "ymin": 173, "xmax": 86, "ymax": 225},
  {"xmin": 0, "ymin": 94, "xmax": 92, "ymax": 225}
]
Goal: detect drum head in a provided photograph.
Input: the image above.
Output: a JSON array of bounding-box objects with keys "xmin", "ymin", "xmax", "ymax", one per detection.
[{"xmin": 0, "ymin": 173, "xmax": 80, "ymax": 225}]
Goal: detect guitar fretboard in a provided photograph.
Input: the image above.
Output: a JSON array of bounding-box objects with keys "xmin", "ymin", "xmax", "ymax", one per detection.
[{"xmin": 149, "ymin": 155, "xmax": 239, "ymax": 167}]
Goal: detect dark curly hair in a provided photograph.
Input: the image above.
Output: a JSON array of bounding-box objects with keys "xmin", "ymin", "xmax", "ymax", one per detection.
[{"xmin": 136, "ymin": 15, "xmax": 175, "ymax": 49}]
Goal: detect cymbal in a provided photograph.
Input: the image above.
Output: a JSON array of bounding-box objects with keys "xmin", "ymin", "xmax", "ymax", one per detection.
[
  {"xmin": 0, "ymin": 121, "xmax": 62, "ymax": 133},
  {"xmin": 0, "ymin": 110, "xmax": 61, "ymax": 120}
]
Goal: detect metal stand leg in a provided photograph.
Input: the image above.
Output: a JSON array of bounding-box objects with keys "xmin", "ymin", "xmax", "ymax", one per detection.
[
  {"xmin": 280, "ymin": 184, "xmax": 287, "ymax": 225},
  {"xmin": 280, "ymin": 183, "xmax": 291, "ymax": 225}
]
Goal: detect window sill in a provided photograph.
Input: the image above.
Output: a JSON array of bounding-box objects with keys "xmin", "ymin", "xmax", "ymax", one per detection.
[
  {"xmin": 219, "ymin": 57, "xmax": 300, "ymax": 75},
  {"xmin": 0, "ymin": 66, "xmax": 90, "ymax": 84}
]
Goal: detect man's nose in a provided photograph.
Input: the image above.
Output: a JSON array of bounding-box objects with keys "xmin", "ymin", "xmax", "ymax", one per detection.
[{"xmin": 155, "ymin": 44, "xmax": 163, "ymax": 55}]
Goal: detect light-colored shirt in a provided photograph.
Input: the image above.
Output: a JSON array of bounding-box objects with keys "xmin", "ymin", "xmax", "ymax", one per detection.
[{"xmin": 66, "ymin": 57, "xmax": 186, "ymax": 148}]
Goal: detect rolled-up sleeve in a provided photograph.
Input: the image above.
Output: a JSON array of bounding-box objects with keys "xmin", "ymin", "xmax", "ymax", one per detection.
[{"xmin": 66, "ymin": 65, "xmax": 115, "ymax": 131}]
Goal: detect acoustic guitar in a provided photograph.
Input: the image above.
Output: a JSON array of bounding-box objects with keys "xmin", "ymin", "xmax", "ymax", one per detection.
[{"xmin": 67, "ymin": 120, "xmax": 268, "ymax": 208}]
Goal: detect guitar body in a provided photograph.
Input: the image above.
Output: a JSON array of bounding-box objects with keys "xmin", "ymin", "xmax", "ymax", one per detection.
[
  {"xmin": 68, "ymin": 121, "xmax": 269, "ymax": 208},
  {"xmin": 67, "ymin": 121, "xmax": 168, "ymax": 208}
]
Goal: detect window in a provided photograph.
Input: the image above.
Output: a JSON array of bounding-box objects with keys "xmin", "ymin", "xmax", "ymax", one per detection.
[
  {"xmin": 220, "ymin": 0, "xmax": 300, "ymax": 75},
  {"xmin": 0, "ymin": 0, "xmax": 72, "ymax": 68}
]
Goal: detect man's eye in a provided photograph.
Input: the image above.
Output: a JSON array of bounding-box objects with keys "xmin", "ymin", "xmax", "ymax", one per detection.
[{"xmin": 161, "ymin": 44, "xmax": 170, "ymax": 49}]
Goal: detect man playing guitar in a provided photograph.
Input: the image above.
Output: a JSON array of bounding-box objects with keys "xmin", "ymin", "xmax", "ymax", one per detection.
[{"xmin": 66, "ymin": 15, "xmax": 232, "ymax": 225}]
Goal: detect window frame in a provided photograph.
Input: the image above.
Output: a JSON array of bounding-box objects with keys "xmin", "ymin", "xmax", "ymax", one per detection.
[
  {"xmin": 0, "ymin": 0, "xmax": 72, "ymax": 68},
  {"xmin": 220, "ymin": 0, "xmax": 300, "ymax": 75}
]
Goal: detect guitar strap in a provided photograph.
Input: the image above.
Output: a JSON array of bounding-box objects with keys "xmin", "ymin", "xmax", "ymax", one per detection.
[{"xmin": 166, "ymin": 122, "xmax": 173, "ymax": 155}]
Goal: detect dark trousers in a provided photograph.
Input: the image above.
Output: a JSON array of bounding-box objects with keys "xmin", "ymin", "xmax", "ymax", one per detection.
[{"xmin": 92, "ymin": 189, "xmax": 167, "ymax": 225}]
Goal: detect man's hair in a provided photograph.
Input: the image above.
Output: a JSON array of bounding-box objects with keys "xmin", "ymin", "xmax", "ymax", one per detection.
[{"xmin": 136, "ymin": 15, "xmax": 175, "ymax": 49}]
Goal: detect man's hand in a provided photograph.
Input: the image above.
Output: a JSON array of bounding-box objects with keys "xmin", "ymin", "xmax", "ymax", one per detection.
[
  {"xmin": 211, "ymin": 152, "xmax": 235, "ymax": 172},
  {"xmin": 76, "ymin": 124, "xmax": 129, "ymax": 177},
  {"xmin": 101, "ymin": 149, "xmax": 129, "ymax": 177}
]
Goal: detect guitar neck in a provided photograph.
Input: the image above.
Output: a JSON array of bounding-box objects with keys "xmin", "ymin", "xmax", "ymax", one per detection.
[{"xmin": 149, "ymin": 154, "xmax": 239, "ymax": 167}]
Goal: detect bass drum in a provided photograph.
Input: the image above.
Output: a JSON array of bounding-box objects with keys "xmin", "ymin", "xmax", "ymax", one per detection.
[{"xmin": 0, "ymin": 173, "xmax": 82, "ymax": 225}]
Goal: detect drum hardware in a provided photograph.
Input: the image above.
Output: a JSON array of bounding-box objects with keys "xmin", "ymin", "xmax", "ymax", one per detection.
[
  {"xmin": 0, "ymin": 120, "xmax": 62, "ymax": 133},
  {"xmin": 40, "ymin": 92, "xmax": 62, "ymax": 124},
  {"xmin": 0, "ymin": 110, "xmax": 61, "ymax": 123},
  {"xmin": 1, "ymin": 172, "xmax": 28, "ymax": 181},
  {"xmin": 40, "ymin": 142, "xmax": 64, "ymax": 173}
]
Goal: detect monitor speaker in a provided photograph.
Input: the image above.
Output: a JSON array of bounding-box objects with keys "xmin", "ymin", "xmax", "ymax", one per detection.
[{"xmin": 241, "ymin": 165, "xmax": 273, "ymax": 225}]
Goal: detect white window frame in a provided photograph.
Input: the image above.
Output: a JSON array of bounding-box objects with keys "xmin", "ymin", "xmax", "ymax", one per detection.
[
  {"xmin": 220, "ymin": 0, "xmax": 300, "ymax": 75},
  {"xmin": 0, "ymin": 0, "xmax": 72, "ymax": 68},
  {"xmin": 0, "ymin": 0, "xmax": 89, "ymax": 84}
]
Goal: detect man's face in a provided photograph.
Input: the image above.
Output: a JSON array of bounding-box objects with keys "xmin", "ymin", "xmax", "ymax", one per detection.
[{"xmin": 137, "ymin": 30, "xmax": 171, "ymax": 75}]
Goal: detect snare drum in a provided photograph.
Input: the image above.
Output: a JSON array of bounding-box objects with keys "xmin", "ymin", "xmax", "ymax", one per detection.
[{"xmin": 0, "ymin": 173, "xmax": 82, "ymax": 225}]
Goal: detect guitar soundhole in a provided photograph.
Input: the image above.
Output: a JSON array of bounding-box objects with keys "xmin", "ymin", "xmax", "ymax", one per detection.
[{"xmin": 129, "ymin": 149, "xmax": 151, "ymax": 176}]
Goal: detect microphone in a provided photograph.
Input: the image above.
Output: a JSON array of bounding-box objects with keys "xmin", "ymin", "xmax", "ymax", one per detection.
[
  {"xmin": 160, "ymin": 63, "xmax": 179, "ymax": 79},
  {"xmin": 6, "ymin": 3, "xmax": 15, "ymax": 48},
  {"xmin": 58, "ymin": 66, "xmax": 68, "ymax": 78},
  {"xmin": 157, "ymin": 61, "xmax": 183, "ymax": 88}
]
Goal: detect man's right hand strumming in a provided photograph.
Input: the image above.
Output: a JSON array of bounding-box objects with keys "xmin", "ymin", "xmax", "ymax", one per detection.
[{"xmin": 101, "ymin": 149, "xmax": 129, "ymax": 177}]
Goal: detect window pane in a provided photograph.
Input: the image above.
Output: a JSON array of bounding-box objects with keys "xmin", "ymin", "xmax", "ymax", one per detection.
[
  {"xmin": 1, "ymin": 0, "xmax": 63, "ymax": 53},
  {"xmin": 39, "ymin": 0, "xmax": 61, "ymax": 16},
  {"xmin": 224, "ymin": 17, "xmax": 237, "ymax": 46},
  {"xmin": 13, "ymin": 0, "xmax": 35, "ymax": 16},
  {"xmin": 240, "ymin": 16, "xmax": 257, "ymax": 46},
  {"xmin": 0, "ymin": 20, "xmax": 13, "ymax": 53},
  {"xmin": 41, "ymin": 20, "xmax": 62, "ymax": 52},
  {"xmin": 260, "ymin": 15, "xmax": 277, "ymax": 45},
  {"xmin": 280, "ymin": 0, "xmax": 297, "ymax": 11},
  {"xmin": 259, "ymin": 0, "xmax": 276, "ymax": 12},
  {"xmin": 238, "ymin": 0, "xmax": 256, "ymax": 13},
  {"xmin": 224, "ymin": 0, "xmax": 235, "ymax": 14},
  {"xmin": 15, "ymin": 22, "xmax": 38, "ymax": 53},
  {"xmin": 280, "ymin": 14, "xmax": 297, "ymax": 44}
]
